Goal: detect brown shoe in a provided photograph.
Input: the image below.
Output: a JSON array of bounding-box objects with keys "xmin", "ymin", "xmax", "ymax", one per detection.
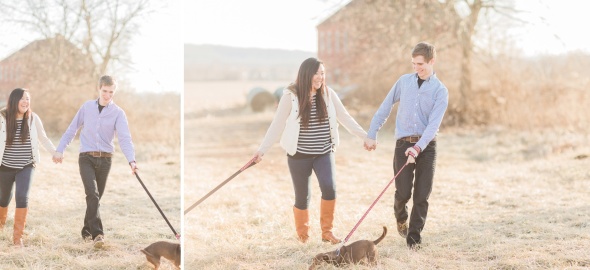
[
  {"xmin": 397, "ymin": 221, "xmax": 408, "ymax": 238},
  {"xmin": 13, "ymin": 208, "xmax": 27, "ymax": 246},
  {"xmin": 293, "ymin": 207, "xmax": 309, "ymax": 243},
  {"xmin": 93, "ymin": 235, "xmax": 105, "ymax": 248},
  {"xmin": 0, "ymin": 206, "xmax": 8, "ymax": 229},
  {"xmin": 320, "ymin": 199, "xmax": 341, "ymax": 244}
]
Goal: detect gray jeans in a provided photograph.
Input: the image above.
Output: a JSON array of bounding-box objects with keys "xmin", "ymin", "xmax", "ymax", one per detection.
[
  {"xmin": 0, "ymin": 164, "xmax": 35, "ymax": 208},
  {"xmin": 287, "ymin": 152, "xmax": 336, "ymax": 210},
  {"xmin": 79, "ymin": 153, "xmax": 112, "ymax": 239}
]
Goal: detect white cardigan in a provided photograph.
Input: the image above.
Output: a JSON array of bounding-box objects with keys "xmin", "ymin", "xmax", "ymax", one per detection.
[
  {"xmin": 258, "ymin": 87, "xmax": 367, "ymax": 155},
  {"xmin": 0, "ymin": 112, "xmax": 57, "ymax": 164}
]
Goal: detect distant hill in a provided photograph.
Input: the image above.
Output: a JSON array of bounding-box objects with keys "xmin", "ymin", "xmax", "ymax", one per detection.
[{"xmin": 184, "ymin": 44, "xmax": 315, "ymax": 81}]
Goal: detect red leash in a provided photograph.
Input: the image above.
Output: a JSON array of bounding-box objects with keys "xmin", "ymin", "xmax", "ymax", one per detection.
[
  {"xmin": 338, "ymin": 162, "xmax": 409, "ymax": 251},
  {"xmin": 184, "ymin": 157, "xmax": 257, "ymax": 215}
]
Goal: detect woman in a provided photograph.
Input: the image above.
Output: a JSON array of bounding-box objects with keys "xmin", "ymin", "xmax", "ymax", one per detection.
[
  {"xmin": 0, "ymin": 88, "xmax": 57, "ymax": 246},
  {"xmin": 253, "ymin": 58, "xmax": 368, "ymax": 244}
]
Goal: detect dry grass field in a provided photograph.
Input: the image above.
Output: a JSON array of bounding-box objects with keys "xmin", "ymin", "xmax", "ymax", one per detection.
[
  {"xmin": 0, "ymin": 126, "xmax": 180, "ymax": 267},
  {"xmin": 184, "ymin": 81, "xmax": 590, "ymax": 270}
]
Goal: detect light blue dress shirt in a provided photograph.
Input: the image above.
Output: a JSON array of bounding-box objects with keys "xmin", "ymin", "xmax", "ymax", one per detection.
[
  {"xmin": 367, "ymin": 72, "xmax": 449, "ymax": 151},
  {"xmin": 57, "ymin": 99, "xmax": 135, "ymax": 162}
]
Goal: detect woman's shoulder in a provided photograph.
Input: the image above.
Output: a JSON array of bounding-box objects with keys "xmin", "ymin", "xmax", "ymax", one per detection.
[{"xmin": 285, "ymin": 84, "xmax": 296, "ymax": 95}]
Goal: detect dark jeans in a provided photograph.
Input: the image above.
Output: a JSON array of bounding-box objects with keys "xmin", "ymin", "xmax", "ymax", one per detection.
[
  {"xmin": 393, "ymin": 140, "xmax": 437, "ymax": 244},
  {"xmin": 79, "ymin": 153, "xmax": 112, "ymax": 239},
  {"xmin": 0, "ymin": 164, "xmax": 35, "ymax": 208},
  {"xmin": 287, "ymin": 152, "xmax": 336, "ymax": 210}
]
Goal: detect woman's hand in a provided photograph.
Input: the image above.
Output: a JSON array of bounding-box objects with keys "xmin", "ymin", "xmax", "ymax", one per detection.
[
  {"xmin": 364, "ymin": 137, "xmax": 377, "ymax": 151},
  {"xmin": 52, "ymin": 152, "xmax": 64, "ymax": 164},
  {"xmin": 253, "ymin": 151, "xmax": 264, "ymax": 163}
]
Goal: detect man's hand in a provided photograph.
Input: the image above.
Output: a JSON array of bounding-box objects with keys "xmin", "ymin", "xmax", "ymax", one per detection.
[
  {"xmin": 364, "ymin": 137, "xmax": 377, "ymax": 151},
  {"xmin": 405, "ymin": 146, "xmax": 421, "ymax": 164},
  {"xmin": 130, "ymin": 161, "xmax": 139, "ymax": 174},
  {"xmin": 52, "ymin": 152, "xmax": 64, "ymax": 164},
  {"xmin": 253, "ymin": 151, "xmax": 264, "ymax": 163}
]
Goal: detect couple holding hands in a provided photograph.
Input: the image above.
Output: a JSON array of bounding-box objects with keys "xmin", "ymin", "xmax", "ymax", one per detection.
[
  {"xmin": 253, "ymin": 42, "xmax": 449, "ymax": 249},
  {"xmin": 0, "ymin": 75, "xmax": 138, "ymax": 247}
]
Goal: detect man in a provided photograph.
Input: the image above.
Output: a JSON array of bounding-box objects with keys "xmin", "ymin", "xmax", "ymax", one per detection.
[
  {"xmin": 364, "ymin": 42, "xmax": 448, "ymax": 249},
  {"xmin": 53, "ymin": 75, "xmax": 138, "ymax": 248}
]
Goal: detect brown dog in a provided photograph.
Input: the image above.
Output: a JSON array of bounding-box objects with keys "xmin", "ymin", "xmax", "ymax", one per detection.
[
  {"xmin": 309, "ymin": 226, "xmax": 387, "ymax": 269},
  {"xmin": 141, "ymin": 241, "xmax": 181, "ymax": 270}
]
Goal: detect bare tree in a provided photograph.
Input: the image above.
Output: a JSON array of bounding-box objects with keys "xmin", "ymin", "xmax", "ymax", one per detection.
[
  {"xmin": 0, "ymin": 0, "xmax": 154, "ymax": 75},
  {"xmin": 320, "ymin": 0, "xmax": 519, "ymax": 125},
  {"xmin": 446, "ymin": 0, "xmax": 521, "ymax": 123}
]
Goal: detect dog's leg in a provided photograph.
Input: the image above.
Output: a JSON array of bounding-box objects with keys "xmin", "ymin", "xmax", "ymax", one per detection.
[
  {"xmin": 367, "ymin": 250, "xmax": 377, "ymax": 266},
  {"xmin": 146, "ymin": 255, "xmax": 160, "ymax": 270}
]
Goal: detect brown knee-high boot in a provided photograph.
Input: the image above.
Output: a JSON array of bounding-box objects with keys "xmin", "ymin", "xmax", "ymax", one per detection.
[
  {"xmin": 13, "ymin": 208, "xmax": 27, "ymax": 246},
  {"xmin": 293, "ymin": 206, "xmax": 309, "ymax": 243},
  {"xmin": 320, "ymin": 199, "xmax": 341, "ymax": 244},
  {"xmin": 0, "ymin": 206, "xmax": 7, "ymax": 229}
]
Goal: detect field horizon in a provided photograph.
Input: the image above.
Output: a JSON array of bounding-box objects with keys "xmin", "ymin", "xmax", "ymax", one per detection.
[{"xmin": 184, "ymin": 80, "xmax": 589, "ymax": 270}]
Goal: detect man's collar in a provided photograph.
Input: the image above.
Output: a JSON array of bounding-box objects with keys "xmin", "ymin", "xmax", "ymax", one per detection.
[
  {"xmin": 414, "ymin": 72, "xmax": 436, "ymax": 81},
  {"xmin": 95, "ymin": 98, "xmax": 114, "ymax": 106}
]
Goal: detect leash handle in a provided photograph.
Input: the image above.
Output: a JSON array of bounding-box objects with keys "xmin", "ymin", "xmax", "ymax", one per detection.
[
  {"xmin": 338, "ymin": 163, "xmax": 409, "ymax": 250},
  {"xmin": 135, "ymin": 172, "xmax": 180, "ymax": 239},
  {"xmin": 184, "ymin": 157, "xmax": 257, "ymax": 215},
  {"xmin": 240, "ymin": 156, "xmax": 257, "ymax": 171}
]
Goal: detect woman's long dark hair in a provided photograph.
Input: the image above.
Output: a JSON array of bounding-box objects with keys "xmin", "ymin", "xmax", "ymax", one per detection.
[
  {"xmin": 1, "ymin": 88, "xmax": 31, "ymax": 145},
  {"xmin": 292, "ymin": 57, "xmax": 328, "ymax": 127}
]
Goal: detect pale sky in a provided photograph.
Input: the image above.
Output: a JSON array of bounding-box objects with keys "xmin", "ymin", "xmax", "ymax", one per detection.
[
  {"xmin": 0, "ymin": 0, "xmax": 182, "ymax": 93},
  {"xmin": 184, "ymin": 0, "xmax": 590, "ymax": 56},
  {"xmin": 184, "ymin": 0, "xmax": 347, "ymax": 52}
]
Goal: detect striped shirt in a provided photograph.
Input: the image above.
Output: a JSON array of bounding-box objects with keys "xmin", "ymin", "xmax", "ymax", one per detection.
[
  {"xmin": 1, "ymin": 120, "xmax": 33, "ymax": 169},
  {"xmin": 295, "ymin": 94, "xmax": 332, "ymax": 155}
]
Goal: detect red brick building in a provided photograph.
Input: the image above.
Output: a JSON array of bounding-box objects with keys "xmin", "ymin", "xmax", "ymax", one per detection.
[
  {"xmin": 316, "ymin": 1, "xmax": 361, "ymax": 89},
  {"xmin": 317, "ymin": 0, "xmax": 459, "ymax": 102},
  {"xmin": 0, "ymin": 35, "xmax": 96, "ymax": 131},
  {"xmin": 0, "ymin": 35, "xmax": 95, "ymax": 103}
]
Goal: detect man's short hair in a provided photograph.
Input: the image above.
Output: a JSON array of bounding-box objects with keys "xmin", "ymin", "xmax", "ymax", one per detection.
[
  {"xmin": 98, "ymin": 75, "xmax": 117, "ymax": 89},
  {"xmin": 412, "ymin": 42, "xmax": 436, "ymax": 62}
]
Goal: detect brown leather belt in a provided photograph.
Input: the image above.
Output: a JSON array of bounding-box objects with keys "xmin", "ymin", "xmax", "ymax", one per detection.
[
  {"xmin": 82, "ymin": 151, "xmax": 113, "ymax": 158},
  {"xmin": 399, "ymin": 136, "xmax": 436, "ymax": 143}
]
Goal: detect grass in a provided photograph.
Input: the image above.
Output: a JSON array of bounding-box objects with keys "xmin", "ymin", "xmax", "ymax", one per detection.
[
  {"xmin": 184, "ymin": 81, "xmax": 590, "ymax": 270},
  {"xmin": 0, "ymin": 139, "xmax": 180, "ymax": 269}
]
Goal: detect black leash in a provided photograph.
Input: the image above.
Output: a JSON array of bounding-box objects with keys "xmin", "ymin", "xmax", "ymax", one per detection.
[
  {"xmin": 134, "ymin": 172, "xmax": 180, "ymax": 239},
  {"xmin": 184, "ymin": 157, "xmax": 257, "ymax": 215}
]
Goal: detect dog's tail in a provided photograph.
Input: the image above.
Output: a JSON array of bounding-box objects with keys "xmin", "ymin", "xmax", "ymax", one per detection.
[{"xmin": 373, "ymin": 226, "xmax": 387, "ymax": 245}]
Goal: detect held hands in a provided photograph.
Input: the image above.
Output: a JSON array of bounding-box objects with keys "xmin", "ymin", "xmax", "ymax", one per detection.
[
  {"xmin": 253, "ymin": 151, "xmax": 264, "ymax": 163},
  {"xmin": 129, "ymin": 161, "xmax": 139, "ymax": 174},
  {"xmin": 364, "ymin": 137, "xmax": 377, "ymax": 151},
  {"xmin": 52, "ymin": 152, "xmax": 64, "ymax": 164},
  {"xmin": 405, "ymin": 146, "xmax": 421, "ymax": 164}
]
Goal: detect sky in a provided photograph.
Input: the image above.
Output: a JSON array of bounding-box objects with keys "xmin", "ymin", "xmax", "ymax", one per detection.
[
  {"xmin": 184, "ymin": 0, "xmax": 590, "ymax": 56},
  {"xmin": 184, "ymin": 0, "xmax": 347, "ymax": 52},
  {"xmin": 0, "ymin": 0, "xmax": 182, "ymax": 94}
]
